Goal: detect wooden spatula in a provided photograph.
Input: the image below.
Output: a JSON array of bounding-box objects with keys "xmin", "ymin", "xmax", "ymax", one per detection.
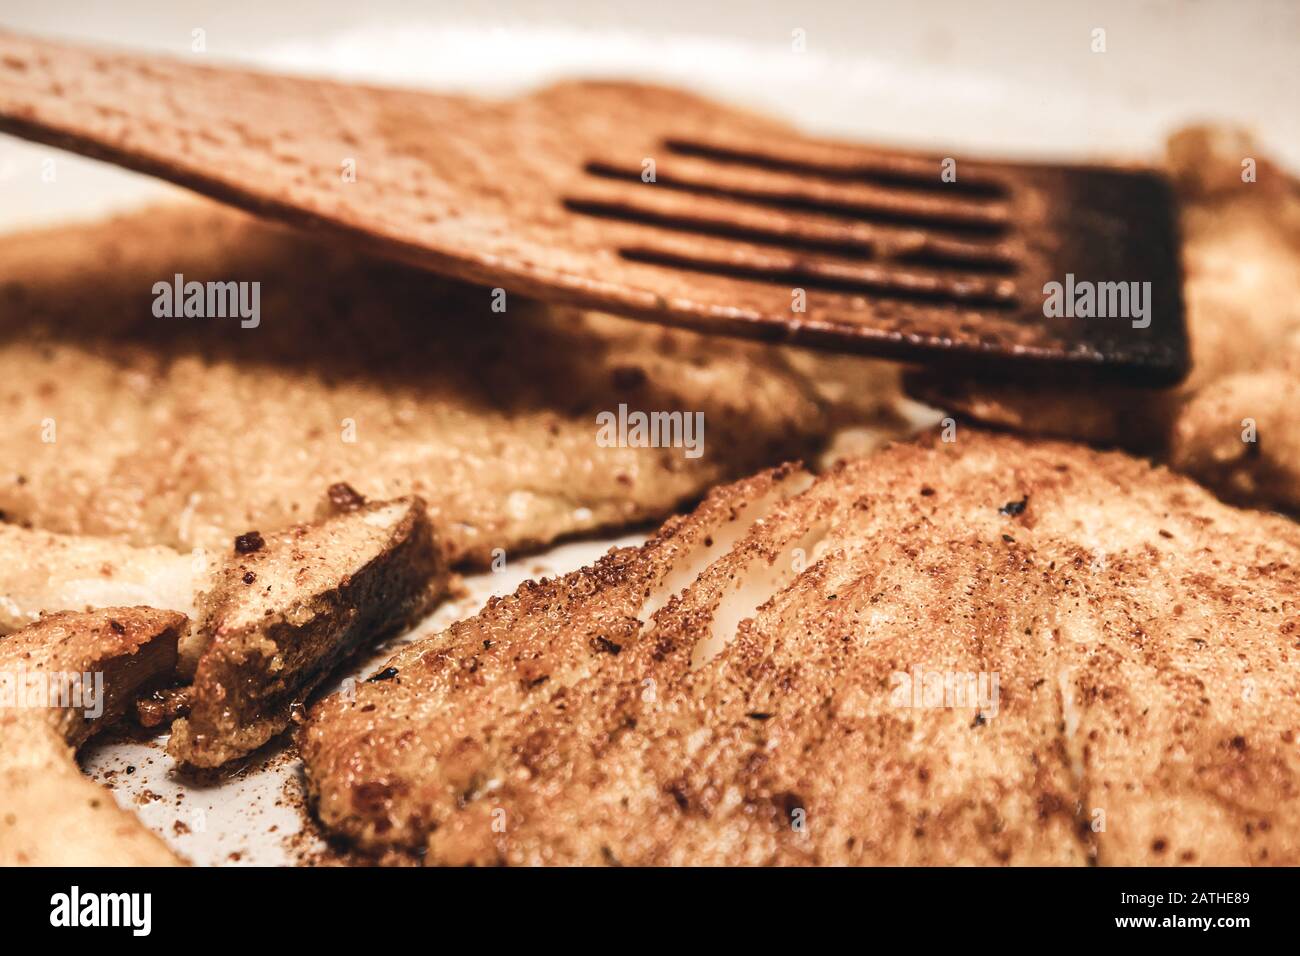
[{"xmin": 0, "ymin": 31, "xmax": 1187, "ymax": 384}]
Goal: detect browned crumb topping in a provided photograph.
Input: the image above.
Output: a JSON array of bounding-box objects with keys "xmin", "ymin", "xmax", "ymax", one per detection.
[{"xmin": 234, "ymin": 531, "xmax": 266, "ymax": 554}]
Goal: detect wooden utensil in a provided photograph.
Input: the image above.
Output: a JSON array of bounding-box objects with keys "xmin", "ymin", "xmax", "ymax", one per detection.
[{"xmin": 0, "ymin": 30, "xmax": 1187, "ymax": 384}]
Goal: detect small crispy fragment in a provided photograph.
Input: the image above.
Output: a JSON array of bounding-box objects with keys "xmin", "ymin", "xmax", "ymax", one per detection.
[
  {"xmin": 327, "ymin": 482, "xmax": 368, "ymax": 514},
  {"xmin": 233, "ymin": 531, "xmax": 265, "ymax": 555}
]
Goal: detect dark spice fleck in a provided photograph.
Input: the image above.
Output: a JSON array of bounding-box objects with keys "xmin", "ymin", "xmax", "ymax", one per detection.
[
  {"xmin": 971, "ymin": 713, "xmax": 987, "ymax": 728},
  {"xmin": 1001, "ymin": 534, "xmax": 1015, "ymax": 543},
  {"xmin": 999, "ymin": 496, "xmax": 1028, "ymax": 516},
  {"xmin": 109, "ymin": 619, "xmax": 125, "ymax": 634},
  {"xmin": 920, "ymin": 486, "xmax": 935, "ymax": 497},
  {"xmin": 242, "ymin": 571, "xmax": 256, "ymax": 585},
  {"xmin": 747, "ymin": 712, "xmax": 773, "ymax": 721},
  {"xmin": 1158, "ymin": 529, "xmax": 1174, "ymax": 539},
  {"xmin": 368, "ymin": 667, "xmax": 399, "ymax": 683},
  {"xmin": 234, "ymin": 531, "xmax": 265, "ymax": 554},
  {"xmin": 327, "ymin": 482, "xmax": 367, "ymax": 513},
  {"xmin": 591, "ymin": 636, "xmax": 623, "ymax": 655}
]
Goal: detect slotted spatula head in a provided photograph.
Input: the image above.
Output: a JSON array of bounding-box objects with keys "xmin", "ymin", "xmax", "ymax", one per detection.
[{"xmin": 0, "ymin": 31, "xmax": 1187, "ymax": 384}]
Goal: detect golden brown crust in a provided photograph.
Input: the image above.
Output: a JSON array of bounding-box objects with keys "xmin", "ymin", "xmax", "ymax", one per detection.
[
  {"xmin": 303, "ymin": 432, "xmax": 1300, "ymax": 865},
  {"xmin": 0, "ymin": 606, "xmax": 184, "ymax": 746},
  {"xmin": 1168, "ymin": 363, "xmax": 1300, "ymax": 508},
  {"xmin": 0, "ymin": 607, "xmax": 186, "ymax": 865},
  {"xmin": 0, "ymin": 522, "xmax": 195, "ymax": 635},
  {"xmin": 302, "ymin": 462, "xmax": 810, "ymax": 850},
  {"xmin": 0, "ymin": 200, "xmax": 902, "ymax": 568},
  {"xmin": 0, "ymin": 719, "xmax": 184, "ymax": 866}
]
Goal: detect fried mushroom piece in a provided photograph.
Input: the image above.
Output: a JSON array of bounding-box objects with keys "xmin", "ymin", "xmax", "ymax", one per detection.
[
  {"xmin": 0, "ymin": 607, "xmax": 186, "ymax": 865},
  {"xmin": 168, "ymin": 496, "xmax": 446, "ymax": 769}
]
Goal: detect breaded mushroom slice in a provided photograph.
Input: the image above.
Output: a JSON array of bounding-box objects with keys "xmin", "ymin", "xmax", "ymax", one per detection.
[{"xmin": 0, "ymin": 607, "xmax": 186, "ymax": 865}]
